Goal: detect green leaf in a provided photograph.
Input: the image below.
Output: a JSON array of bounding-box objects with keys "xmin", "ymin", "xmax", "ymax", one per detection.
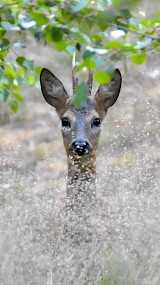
[
  {"xmin": 31, "ymin": 12, "xmax": 49, "ymax": 26},
  {"xmin": 1, "ymin": 21, "xmax": 19, "ymax": 31},
  {"xmin": 9, "ymin": 100, "xmax": 18, "ymax": 113},
  {"xmin": 0, "ymin": 66, "xmax": 4, "ymax": 77},
  {"xmin": 120, "ymin": 9, "xmax": 132, "ymax": 20},
  {"xmin": 23, "ymin": 59, "xmax": 34, "ymax": 70},
  {"xmin": 150, "ymin": 18, "xmax": 160, "ymax": 25},
  {"xmin": 13, "ymin": 42, "xmax": 26, "ymax": 48},
  {"xmin": 93, "ymin": 56, "xmax": 105, "ymax": 68},
  {"xmin": 135, "ymin": 37, "xmax": 152, "ymax": 49},
  {"xmin": 98, "ymin": 0, "xmax": 109, "ymax": 10},
  {"xmin": 105, "ymin": 41, "xmax": 124, "ymax": 49},
  {"xmin": 3, "ymin": 88, "xmax": 9, "ymax": 102},
  {"xmin": 5, "ymin": 66, "xmax": 15, "ymax": 78},
  {"xmin": 1, "ymin": 38, "xmax": 10, "ymax": 50},
  {"xmin": 28, "ymin": 75, "xmax": 35, "ymax": 85},
  {"xmin": 83, "ymin": 57, "xmax": 97, "ymax": 69},
  {"xmin": 16, "ymin": 56, "xmax": 25, "ymax": 66},
  {"xmin": 104, "ymin": 8, "xmax": 116, "ymax": 22},
  {"xmin": 70, "ymin": 28, "xmax": 91, "ymax": 44},
  {"xmin": 19, "ymin": 18, "xmax": 36, "ymax": 29},
  {"xmin": 131, "ymin": 53, "xmax": 147, "ymax": 64},
  {"xmin": 54, "ymin": 39, "xmax": 67, "ymax": 51},
  {"xmin": 83, "ymin": 50, "xmax": 95, "ymax": 59},
  {"xmin": 17, "ymin": 69, "xmax": 25, "ymax": 77},
  {"xmin": 74, "ymin": 83, "xmax": 88, "ymax": 108},
  {"xmin": 94, "ymin": 70, "xmax": 112, "ymax": 84},
  {"xmin": 71, "ymin": 0, "xmax": 90, "ymax": 13},
  {"xmin": 96, "ymin": 11, "xmax": 112, "ymax": 31},
  {"xmin": 1, "ymin": 21, "xmax": 13, "ymax": 31},
  {"xmin": 13, "ymin": 84, "xmax": 21, "ymax": 92},
  {"xmin": 66, "ymin": 45, "xmax": 75, "ymax": 56},
  {"xmin": 82, "ymin": 55, "xmax": 105, "ymax": 69},
  {"xmin": 12, "ymin": 93, "xmax": 23, "ymax": 103},
  {"xmin": 46, "ymin": 28, "xmax": 63, "ymax": 43},
  {"xmin": 35, "ymin": 66, "xmax": 42, "ymax": 75},
  {"xmin": 105, "ymin": 41, "xmax": 135, "ymax": 53}
]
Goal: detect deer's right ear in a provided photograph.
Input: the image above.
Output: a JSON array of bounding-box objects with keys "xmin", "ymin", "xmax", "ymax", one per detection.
[
  {"xmin": 94, "ymin": 69, "xmax": 122, "ymax": 117},
  {"xmin": 40, "ymin": 68, "xmax": 69, "ymax": 115}
]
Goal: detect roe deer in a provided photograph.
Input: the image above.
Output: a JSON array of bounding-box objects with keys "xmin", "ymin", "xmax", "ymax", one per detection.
[{"xmin": 40, "ymin": 62, "xmax": 122, "ymax": 241}]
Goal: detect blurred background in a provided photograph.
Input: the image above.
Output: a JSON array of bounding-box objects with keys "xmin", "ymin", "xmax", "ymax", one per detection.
[{"xmin": 0, "ymin": 1, "xmax": 160, "ymax": 285}]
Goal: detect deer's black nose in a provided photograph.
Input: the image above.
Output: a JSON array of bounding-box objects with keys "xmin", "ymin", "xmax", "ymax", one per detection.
[{"xmin": 70, "ymin": 140, "xmax": 92, "ymax": 156}]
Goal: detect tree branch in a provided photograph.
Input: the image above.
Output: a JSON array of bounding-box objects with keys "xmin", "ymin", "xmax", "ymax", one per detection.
[{"xmin": 0, "ymin": 2, "xmax": 18, "ymax": 9}]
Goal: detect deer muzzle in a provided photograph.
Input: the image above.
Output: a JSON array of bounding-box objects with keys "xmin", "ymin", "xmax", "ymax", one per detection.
[{"xmin": 69, "ymin": 140, "xmax": 92, "ymax": 156}]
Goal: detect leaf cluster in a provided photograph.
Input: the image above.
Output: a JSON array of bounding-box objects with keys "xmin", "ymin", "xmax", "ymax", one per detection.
[{"xmin": 0, "ymin": 0, "xmax": 160, "ymax": 111}]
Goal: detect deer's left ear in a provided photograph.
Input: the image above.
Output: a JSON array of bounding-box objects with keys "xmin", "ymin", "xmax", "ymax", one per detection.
[
  {"xmin": 94, "ymin": 69, "xmax": 122, "ymax": 116},
  {"xmin": 40, "ymin": 68, "xmax": 69, "ymax": 116}
]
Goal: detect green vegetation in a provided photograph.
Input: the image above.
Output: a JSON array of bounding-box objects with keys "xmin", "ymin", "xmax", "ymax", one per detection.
[
  {"xmin": 0, "ymin": 0, "xmax": 160, "ymax": 111},
  {"xmin": 100, "ymin": 276, "xmax": 123, "ymax": 285}
]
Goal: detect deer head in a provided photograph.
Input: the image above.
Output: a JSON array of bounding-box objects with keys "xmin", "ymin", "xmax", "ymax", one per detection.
[{"xmin": 40, "ymin": 67, "xmax": 122, "ymax": 158}]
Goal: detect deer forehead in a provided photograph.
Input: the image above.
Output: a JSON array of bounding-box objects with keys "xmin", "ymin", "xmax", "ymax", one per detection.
[
  {"xmin": 67, "ymin": 97, "xmax": 96, "ymax": 113},
  {"xmin": 63, "ymin": 98, "xmax": 99, "ymax": 121}
]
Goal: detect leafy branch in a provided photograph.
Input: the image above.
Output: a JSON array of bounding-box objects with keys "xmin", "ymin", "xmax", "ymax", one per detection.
[{"xmin": 0, "ymin": 0, "xmax": 160, "ymax": 112}]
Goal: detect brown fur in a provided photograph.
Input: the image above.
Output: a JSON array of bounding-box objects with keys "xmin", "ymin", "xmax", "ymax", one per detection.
[{"xmin": 40, "ymin": 67, "xmax": 122, "ymax": 241}]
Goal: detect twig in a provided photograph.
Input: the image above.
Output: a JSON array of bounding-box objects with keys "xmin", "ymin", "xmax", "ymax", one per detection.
[
  {"xmin": 0, "ymin": 2, "xmax": 18, "ymax": 9},
  {"xmin": 80, "ymin": 11, "xmax": 160, "ymax": 43},
  {"xmin": 110, "ymin": 22, "xmax": 160, "ymax": 42}
]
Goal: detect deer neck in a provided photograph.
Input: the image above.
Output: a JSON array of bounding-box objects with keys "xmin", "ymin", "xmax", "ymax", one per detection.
[
  {"xmin": 66, "ymin": 153, "xmax": 96, "ymax": 207},
  {"xmin": 63, "ymin": 154, "xmax": 96, "ymax": 242}
]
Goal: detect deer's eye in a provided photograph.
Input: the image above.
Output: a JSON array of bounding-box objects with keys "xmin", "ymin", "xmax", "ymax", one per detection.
[
  {"xmin": 62, "ymin": 117, "xmax": 71, "ymax": 128},
  {"xmin": 92, "ymin": 118, "xmax": 101, "ymax": 127}
]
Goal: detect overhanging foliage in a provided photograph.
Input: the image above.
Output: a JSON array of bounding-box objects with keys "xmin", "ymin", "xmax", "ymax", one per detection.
[{"xmin": 0, "ymin": 0, "xmax": 160, "ymax": 111}]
